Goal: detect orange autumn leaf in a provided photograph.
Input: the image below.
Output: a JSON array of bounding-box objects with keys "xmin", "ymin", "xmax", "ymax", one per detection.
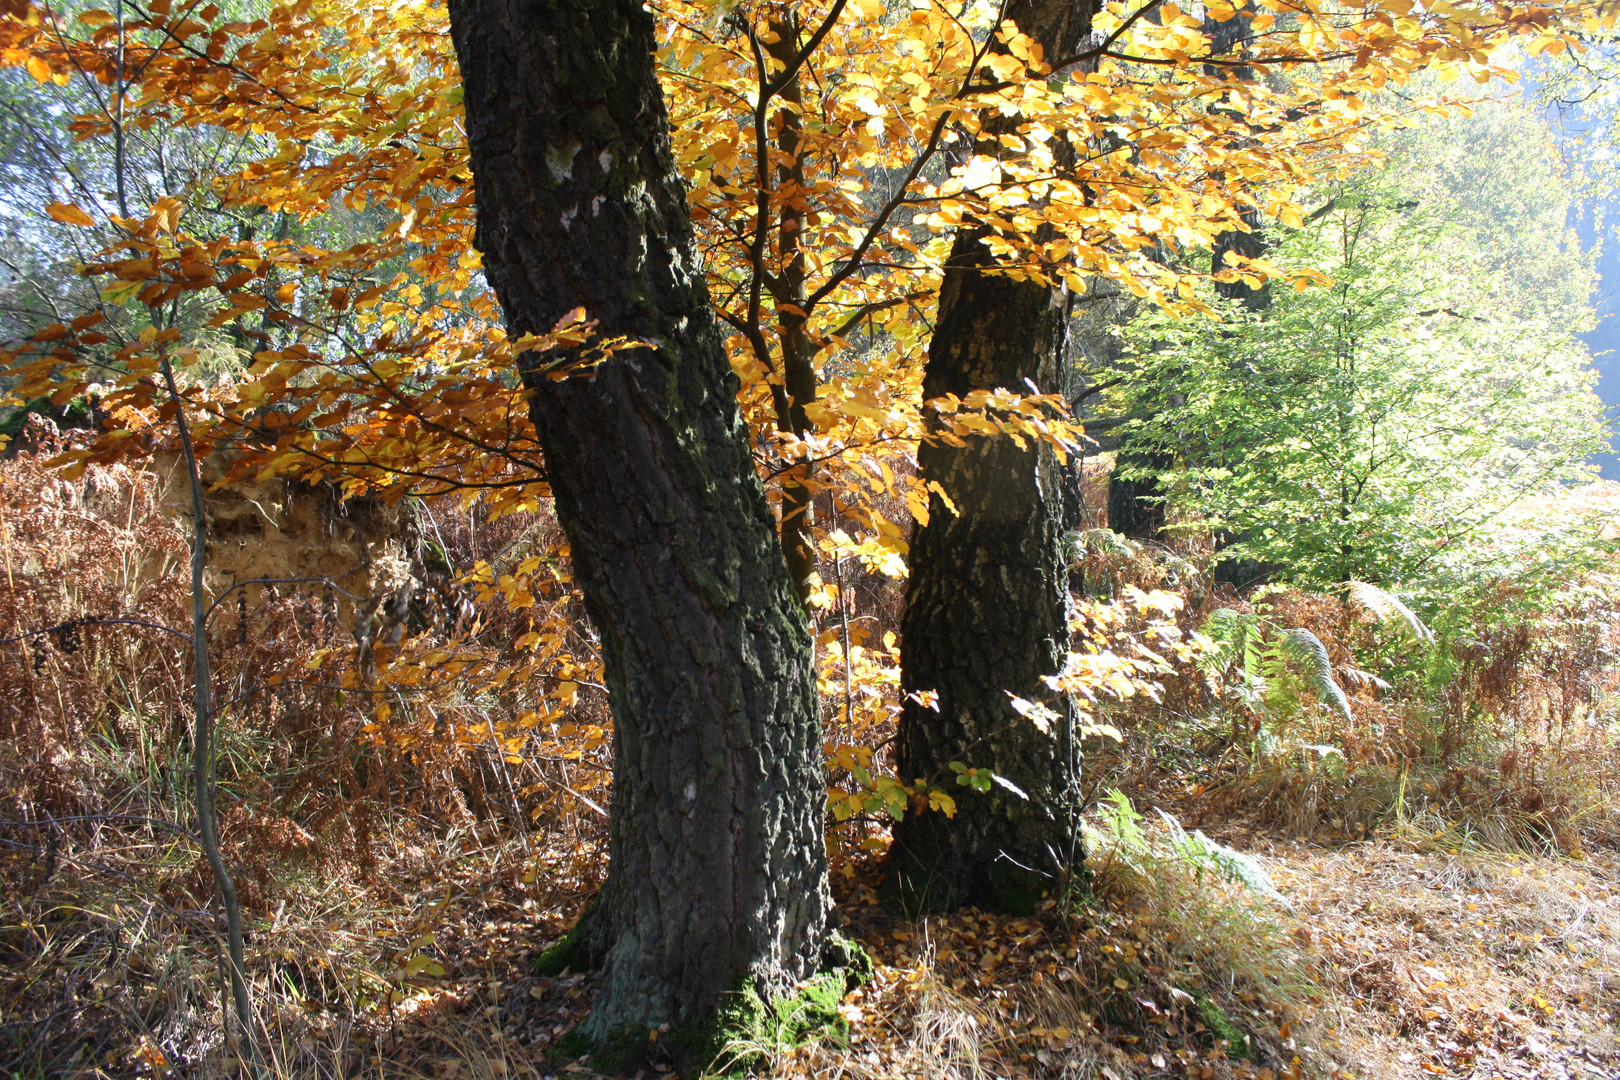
[{"xmin": 46, "ymin": 201, "xmax": 95, "ymax": 227}]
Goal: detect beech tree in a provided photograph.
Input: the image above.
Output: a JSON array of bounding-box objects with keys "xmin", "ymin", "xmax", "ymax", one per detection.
[
  {"xmin": 1113, "ymin": 101, "xmax": 1607, "ymax": 592},
  {"xmin": 444, "ymin": 0, "xmax": 829, "ymax": 1053},
  {"xmin": 891, "ymin": 0, "xmax": 1098, "ymax": 913},
  {"xmin": 1105, "ymin": 2, "xmax": 1269, "ymax": 546},
  {"xmin": 889, "ymin": 0, "xmax": 1583, "ymax": 910},
  {"xmin": 0, "ymin": 0, "xmax": 1602, "ymax": 1047}
]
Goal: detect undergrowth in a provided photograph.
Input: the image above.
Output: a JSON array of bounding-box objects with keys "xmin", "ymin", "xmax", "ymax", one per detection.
[
  {"xmin": 1074, "ymin": 526, "xmax": 1620, "ymax": 860},
  {"xmin": 4, "ymin": 437, "xmax": 1620, "ymax": 1080}
]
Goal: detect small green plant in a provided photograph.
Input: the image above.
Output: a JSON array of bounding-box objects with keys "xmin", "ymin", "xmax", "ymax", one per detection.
[
  {"xmin": 1090, "ymin": 790, "xmax": 1288, "ymax": 906},
  {"xmin": 1200, "ymin": 606, "xmax": 1354, "ymax": 733},
  {"xmin": 700, "ymin": 971, "xmax": 852, "ymax": 1077}
]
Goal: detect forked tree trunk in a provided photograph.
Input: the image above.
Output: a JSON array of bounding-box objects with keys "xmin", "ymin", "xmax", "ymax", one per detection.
[
  {"xmin": 447, "ymin": 0, "xmax": 829, "ymax": 1053},
  {"xmin": 892, "ymin": 0, "xmax": 1097, "ymax": 914}
]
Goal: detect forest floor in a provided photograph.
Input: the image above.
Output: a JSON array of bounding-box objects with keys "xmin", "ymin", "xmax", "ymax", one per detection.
[
  {"xmin": 159, "ymin": 813, "xmax": 1615, "ymax": 1080},
  {"xmin": 1171, "ymin": 826, "xmax": 1620, "ymax": 1080},
  {"xmin": 5, "ymin": 780, "xmax": 1618, "ymax": 1079}
]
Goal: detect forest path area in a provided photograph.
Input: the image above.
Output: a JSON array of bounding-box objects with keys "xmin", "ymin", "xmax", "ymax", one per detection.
[
  {"xmin": 1215, "ymin": 833, "xmax": 1620, "ymax": 1078},
  {"xmin": 769, "ymin": 831, "xmax": 1620, "ymax": 1080},
  {"xmin": 6, "ymin": 749, "xmax": 1617, "ymax": 1080}
]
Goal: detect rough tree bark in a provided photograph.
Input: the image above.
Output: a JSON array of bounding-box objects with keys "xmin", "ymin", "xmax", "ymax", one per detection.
[
  {"xmin": 891, "ymin": 0, "xmax": 1098, "ymax": 914},
  {"xmin": 1105, "ymin": 455, "xmax": 1171, "ymax": 541},
  {"xmin": 446, "ymin": 0, "xmax": 829, "ymax": 1054}
]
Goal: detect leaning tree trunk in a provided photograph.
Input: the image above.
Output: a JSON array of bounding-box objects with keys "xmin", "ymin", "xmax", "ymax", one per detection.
[
  {"xmin": 447, "ymin": 0, "xmax": 829, "ymax": 1056},
  {"xmin": 892, "ymin": 0, "xmax": 1096, "ymax": 914}
]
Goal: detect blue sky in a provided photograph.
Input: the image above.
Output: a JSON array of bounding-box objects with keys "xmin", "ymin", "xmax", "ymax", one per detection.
[{"xmin": 1538, "ymin": 63, "xmax": 1620, "ymax": 479}]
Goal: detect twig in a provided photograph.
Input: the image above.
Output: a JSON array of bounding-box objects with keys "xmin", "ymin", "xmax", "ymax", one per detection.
[{"xmin": 159, "ymin": 353, "xmax": 258, "ymax": 1060}]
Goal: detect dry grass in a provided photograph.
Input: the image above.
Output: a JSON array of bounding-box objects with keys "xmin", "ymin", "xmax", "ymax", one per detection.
[
  {"xmin": 0, "ymin": 436, "xmax": 610, "ymax": 1078},
  {"xmin": 1, "ymin": 809, "xmax": 603, "ymax": 1077},
  {"xmin": 1262, "ymin": 840, "xmax": 1620, "ymax": 1078}
]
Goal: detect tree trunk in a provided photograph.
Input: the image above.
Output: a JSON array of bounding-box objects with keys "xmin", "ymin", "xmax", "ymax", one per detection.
[
  {"xmin": 447, "ymin": 0, "xmax": 829, "ymax": 1055},
  {"xmin": 891, "ymin": 0, "xmax": 1096, "ymax": 914},
  {"xmin": 1205, "ymin": 2, "xmax": 1277, "ymax": 590},
  {"xmin": 1105, "ymin": 454, "xmax": 1171, "ymax": 541},
  {"xmin": 1106, "ymin": 5, "xmax": 1269, "ymax": 546},
  {"xmin": 1206, "ymin": 5, "xmax": 1272, "ymax": 315}
]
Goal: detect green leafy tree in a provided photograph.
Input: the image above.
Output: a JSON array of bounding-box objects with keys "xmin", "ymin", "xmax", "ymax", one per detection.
[{"xmin": 1110, "ymin": 101, "xmax": 1607, "ymax": 590}]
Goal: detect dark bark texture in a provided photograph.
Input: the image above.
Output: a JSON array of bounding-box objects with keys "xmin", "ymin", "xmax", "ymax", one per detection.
[
  {"xmin": 765, "ymin": 20, "xmax": 821, "ymax": 602},
  {"xmin": 1206, "ymin": 5, "xmax": 1271, "ymax": 314},
  {"xmin": 1105, "ymin": 454, "xmax": 1172, "ymax": 541},
  {"xmin": 892, "ymin": 0, "xmax": 1096, "ymax": 914},
  {"xmin": 446, "ymin": 0, "xmax": 829, "ymax": 1048}
]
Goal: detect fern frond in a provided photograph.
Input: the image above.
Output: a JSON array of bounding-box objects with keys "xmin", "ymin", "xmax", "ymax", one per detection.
[
  {"xmin": 1276, "ymin": 628, "xmax": 1353, "ymax": 724},
  {"xmin": 1339, "ymin": 666, "xmax": 1391, "ymax": 691},
  {"xmin": 1154, "ymin": 808, "xmax": 1291, "ymax": 907},
  {"xmin": 1345, "ymin": 580, "xmax": 1433, "ymax": 647},
  {"xmin": 1064, "ymin": 527, "xmax": 1141, "ymax": 565},
  {"xmin": 1199, "ymin": 607, "xmax": 1254, "ymax": 676},
  {"xmin": 1202, "ymin": 607, "xmax": 1245, "ymax": 639}
]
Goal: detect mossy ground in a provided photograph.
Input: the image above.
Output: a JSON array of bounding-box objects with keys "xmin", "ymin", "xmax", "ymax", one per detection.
[
  {"xmin": 682, "ymin": 937, "xmax": 872, "ymax": 1075},
  {"xmin": 688, "ymin": 969, "xmax": 851, "ymax": 1076},
  {"xmin": 531, "ymin": 894, "xmax": 601, "ymax": 977},
  {"xmin": 1195, "ymin": 993, "xmax": 1256, "ymax": 1061},
  {"xmin": 531, "ymin": 923, "xmax": 586, "ymax": 978}
]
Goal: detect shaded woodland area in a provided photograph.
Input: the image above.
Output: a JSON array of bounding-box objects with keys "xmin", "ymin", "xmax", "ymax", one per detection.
[{"xmin": 2, "ymin": 1, "xmax": 1620, "ymax": 1078}]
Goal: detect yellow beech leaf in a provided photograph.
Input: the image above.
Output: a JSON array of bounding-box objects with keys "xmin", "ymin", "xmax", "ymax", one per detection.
[
  {"xmin": 47, "ymin": 202, "xmax": 96, "ymax": 228},
  {"xmin": 100, "ymin": 279, "xmax": 143, "ymax": 306}
]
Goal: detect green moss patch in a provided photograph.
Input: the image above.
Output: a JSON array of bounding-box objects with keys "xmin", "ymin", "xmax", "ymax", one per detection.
[
  {"xmin": 1195, "ymin": 993, "xmax": 1257, "ymax": 1062},
  {"xmin": 688, "ymin": 937, "xmax": 871, "ymax": 1076},
  {"xmin": 533, "ymin": 895, "xmax": 603, "ymax": 977},
  {"xmin": 544, "ymin": 936, "xmax": 872, "ymax": 1077},
  {"xmin": 532, "ymin": 924, "xmax": 589, "ymax": 977},
  {"xmin": 691, "ymin": 972, "xmax": 843, "ymax": 1075}
]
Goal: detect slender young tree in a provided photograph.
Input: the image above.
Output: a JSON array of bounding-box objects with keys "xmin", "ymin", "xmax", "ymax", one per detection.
[
  {"xmin": 892, "ymin": 0, "xmax": 1099, "ymax": 913},
  {"xmin": 445, "ymin": 0, "xmax": 830, "ymax": 1055},
  {"xmin": 1108, "ymin": 2, "xmax": 1269, "ymax": 545},
  {"xmin": 1203, "ymin": 3, "xmax": 1279, "ymax": 592}
]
